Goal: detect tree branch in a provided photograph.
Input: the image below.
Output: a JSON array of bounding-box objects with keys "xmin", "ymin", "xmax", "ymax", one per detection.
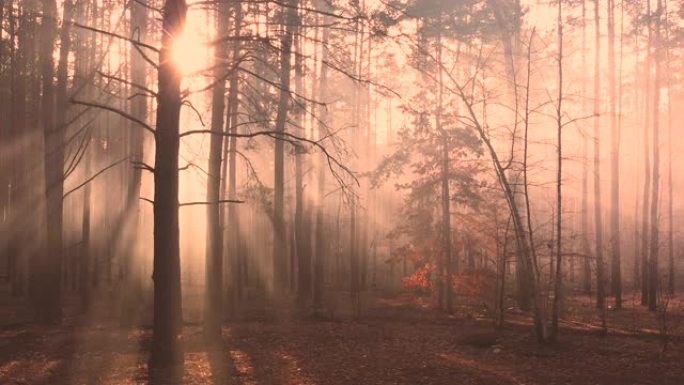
[
  {"xmin": 71, "ymin": 98, "xmax": 155, "ymax": 135},
  {"xmin": 63, "ymin": 157, "xmax": 130, "ymax": 200},
  {"xmin": 179, "ymin": 199, "xmax": 245, "ymax": 207}
]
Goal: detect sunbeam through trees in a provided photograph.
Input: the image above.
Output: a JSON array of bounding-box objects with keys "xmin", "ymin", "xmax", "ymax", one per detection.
[{"xmin": 1, "ymin": 0, "xmax": 684, "ymax": 383}]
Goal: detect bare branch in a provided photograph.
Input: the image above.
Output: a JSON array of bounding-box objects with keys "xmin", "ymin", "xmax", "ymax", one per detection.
[
  {"xmin": 73, "ymin": 22, "xmax": 159, "ymax": 52},
  {"xmin": 132, "ymin": 161, "xmax": 155, "ymax": 173},
  {"xmin": 63, "ymin": 157, "xmax": 130, "ymax": 200},
  {"xmin": 179, "ymin": 199, "xmax": 245, "ymax": 207},
  {"xmin": 98, "ymin": 70, "xmax": 157, "ymax": 97},
  {"xmin": 180, "ymin": 129, "xmax": 358, "ymax": 187},
  {"xmin": 71, "ymin": 98, "xmax": 155, "ymax": 135},
  {"xmin": 181, "ymin": 100, "xmax": 206, "ymax": 126},
  {"xmin": 140, "ymin": 197, "xmax": 154, "ymax": 205}
]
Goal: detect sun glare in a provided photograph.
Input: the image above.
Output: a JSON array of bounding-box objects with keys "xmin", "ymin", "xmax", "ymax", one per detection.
[{"xmin": 172, "ymin": 30, "xmax": 208, "ymax": 76}]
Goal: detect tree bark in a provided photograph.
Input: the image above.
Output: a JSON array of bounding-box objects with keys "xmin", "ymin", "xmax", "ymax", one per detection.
[
  {"xmin": 150, "ymin": 0, "xmax": 186, "ymax": 368},
  {"xmin": 647, "ymin": 0, "xmax": 662, "ymax": 312},
  {"xmin": 607, "ymin": 0, "xmax": 622, "ymax": 310},
  {"xmin": 120, "ymin": 0, "xmax": 149, "ymax": 323},
  {"xmin": 641, "ymin": 0, "xmax": 652, "ymax": 306},
  {"xmin": 294, "ymin": 4, "xmax": 311, "ymax": 305},
  {"xmin": 664, "ymin": 2, "xmax": 674, "ymax": 295},
  {"xmin": 592, "ymin": 0, "xmax": 606, "ymax": 322},
  {"xmin": 204, "ymin": 0, "xmax": 230, "ymax": 338},
  {"xmin": 312, "ymin": 11, "xmax": 330, "ymax": 310},
  {"xmin": 550, "ymin": 0, "xmax": 563, "ymax": 341},
  {"xmin": 34, "ymin": 0, "xmax": 62, "ymax": 323},
  {"xmin": 436, "ymin": 22, "xmax": 452, "ymax": 314},
  {"xmin": 221, "ymin": 0, "xmax": 243, "ymax": 312},
  {"xmin": 273, "ymin": 0, "xmax": 297, "ymax": 295}
]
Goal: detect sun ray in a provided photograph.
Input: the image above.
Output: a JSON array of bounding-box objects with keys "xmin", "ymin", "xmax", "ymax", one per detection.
[{"xmin": 172, "ymin": 30, "xmax": 208, "ymax": 76}]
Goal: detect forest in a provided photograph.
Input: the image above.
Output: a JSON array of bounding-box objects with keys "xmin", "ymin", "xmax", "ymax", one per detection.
[{"xmin": 0, "ymin": 0, "xmax": 683, "ymax": 383}]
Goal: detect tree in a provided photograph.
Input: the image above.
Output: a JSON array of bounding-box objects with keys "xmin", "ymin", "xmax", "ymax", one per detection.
[
  {"xmin": 592, "ymin": 0, "xmax": 606, "ymax": 324},
  {"xmin": 641, "ymin": 0, "xmax": 653, "ymax": 307},
  {"xmin": 312, "ymin": 5, "xmax": 331, "ymax": 311},
  {"xmin": 150, "ymin": 0, "xmax": 186, "ymax": 368},
  {"xmin": 647, "ymin": 0, "xmax": 662, "ymax": 312},
  {"xmin": 436, "ymin": 23, "xmax": 453, "ymax": 314},
  {"xmin": 551, "ymin": 0, "xmax": 563, "ymax": 341},
  {"xmin": 608, "ymin": 0, "xmax": 622, "ymax": 310},
  {"xmin": 222, "ymin": 0, "xmax": 243, "ymax": 310},
  {"xmin": 580, "ymin": 0, "xmax": 592, "ymax": 297},
  {"xmin": 34, "ymin": 0, "xmax": 62, "ymax": 324},
  {"xmin": 294, "ymin": 2, "xmax": 312, "ymax": 306},
  {"xmin": 273, "ymin": 0, "xmax": 298, "ymax": 295},
  {"xmin": 664, "ymin": 0, "xmax": 674, "ymax": 295},
  {"xmin": 119, "ymin": 0, "xmax": 150, "ymax": 323},
  {"xmin": 204, "ymin": 0, "xmax": 231, "ymax": 338}
]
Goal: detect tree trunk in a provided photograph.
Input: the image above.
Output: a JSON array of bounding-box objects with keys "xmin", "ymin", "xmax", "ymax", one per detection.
[
  {"xmin": 312, "ymin": 12, "xmax": 330, "ymax": 310},
  {"xmin": 436, "ymin": 22, "xmax": 452, "ymax": 314},
  {"xmin": 648, "ymin": 0, "xmax": 662, "ymax": 312},
  {"xmin": 80, "ymin": 141, "xmax": 91, "ymax": 310},
  {"xmin": 580, "ymin": 0, "xmax": 592, "ymax": 297},
  {"xmin": 221, "ymin": 0, "xmax": 243, "ymax": 312},
  {"xmin": 34, "ymin": 0, "xmax": 62, "ymax": 323},
  {"xmin": 550, "ymin": 0, "xmax": 563, "ymax": 341},
  {"xmin": 273, "ymin": 0, "xmax": 297, "ymax": 295},
  {"xmin": 607, "ymin": 0, "xmax": 621, "ymax": 310},
  {"xmin": 641, "ymin": 0, "xmax": 652, "ymax": 306},
  {"xmin": 120, "ymin": 0, "xmax": 148, "ymax": 324},
  {"xmin": 9, "ymin": 2, "xmax": 28, "ymax": 299},
  {"xmin": 150, "ymin": 0, "xmax": 186, "ymax": 368},
  {"xmin": 294, "ymin": 5, "xmax": 311, "ymax": 305},
  {"xmin": 458, "ymin": 88, "xmax": 548, "ymax": 342},
  {"xmin": 204, "ymin": 0, "xmax": 229, "ymax": 338},
  {"xmin": 665, "ymin": 2, "xmax": 674, "ymax": 295},
  {"xmin": 55, "ymin": 0, "xmax": 73, "ymax": 298},
  {"xmin": 592, "ymin": 0, "xmax": 606, "ymax": 324}
]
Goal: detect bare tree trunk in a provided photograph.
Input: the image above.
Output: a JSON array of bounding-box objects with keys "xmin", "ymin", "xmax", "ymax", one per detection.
[
  {"xmin": 632, "ymin": 25, "xmax": 641, "ymax": 293},
  {"xmin": 120, "ymin": 0, "xmax": 148, "ymax": 323},
  {"xmin": 56, "ymin": 0, "xmax": 73, "ymax": 297},
  {"xmin": 551, "ymin": 0, "xmax": 563, "ymax": 340},
  {"xmin": 204, "ymin": 0, "xmax": 230, "ymax": 338},
  {"xmin": 80, "ymin": 142, "xmax": 91, "ymax": 310},
  {"xmin": 436, "ymin": 22, "xmax": 452, "ymax": 314},
  {"xmin": 641, "ymin": 0, "xmax": 652, "ymax": 306},
  {"xmin": 648, "ymin": 0, "xmax": 662, "ymax": 312},
  {"xmin": 592, "ymin": 0, "xmax": 606, "ymax": 326},
  {"xmin": 150, "ymin": 0, "xmax": 186, "ymax": 368},
  {"xmin": 580, "ymin": 0, "xmax": 592, "ymax": 296},
  {"xmin": 222, "ymin": 0, "xmax": 243, "ymax": 312},
  {"xmin": 664, "ymin": 0, "xmax": 674, "ymax": 296},
  {"xmin": 8, "ymin": 4, "xmax": 25, "ymax": 298},
  {"xmin": 273, "ymin": 0, "xmax": 297, "ymax": 295},
  {"xmin": 490, "ymin": 0, "xmax": 532, "ymax": 313},
  {"xmin": 456, "ymin": 84, "xmax": 548, "ymax": 342},
  {"xmin": 349, "ymin": 8, "xmax": 362, "ymax": 318},
  {"xmin": 312, "ymin": 12, "xmax": 330, "ymax": 310},
  {"xmin": 34, "ymin": 0, "xmax": 62, "ymax": 323},
  {"xmin": 294, "ymin": 5, "xmax": 311, "ymax": 305},
  {"xmin": 522, "ymin": 30, "xmax": 538, "ymax": 312},
  {"xmin": 497, "ymin": 214, "xmax": 511, "ymax": 329},
  {"xmin": 607, "ymin": 0, "xmax": 622, "ymax": 309}
]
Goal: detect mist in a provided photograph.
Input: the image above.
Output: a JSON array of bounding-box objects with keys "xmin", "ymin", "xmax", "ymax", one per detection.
[{"xmin": 0, "ymin": 0, "xmax": 683, "ymax": 383}]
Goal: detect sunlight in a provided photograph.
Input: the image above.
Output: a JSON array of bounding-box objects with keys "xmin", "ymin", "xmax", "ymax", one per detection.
[
  {"xmin": 172, "ymin": 30, "xmax": 208, "ymax": 76},
  {"xmin": 229, "ymin": 349, "xmax": 256, "ymax": 383}
]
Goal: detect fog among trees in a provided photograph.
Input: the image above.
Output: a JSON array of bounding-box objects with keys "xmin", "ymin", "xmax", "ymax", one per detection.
[{"xmin": 1, "ymin": 0, "xmax": 684, "ymax": 383}]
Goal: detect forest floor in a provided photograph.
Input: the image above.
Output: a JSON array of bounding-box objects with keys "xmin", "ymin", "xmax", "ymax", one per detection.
[{"xmin": 1, "ymin": 291, "xmax": 684, "ymax": 385}]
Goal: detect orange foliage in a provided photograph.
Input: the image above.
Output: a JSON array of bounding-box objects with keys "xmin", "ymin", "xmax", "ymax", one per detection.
[{"xmin": 402, "ymin": 263, "xmax": 433, "ymax": 293}]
